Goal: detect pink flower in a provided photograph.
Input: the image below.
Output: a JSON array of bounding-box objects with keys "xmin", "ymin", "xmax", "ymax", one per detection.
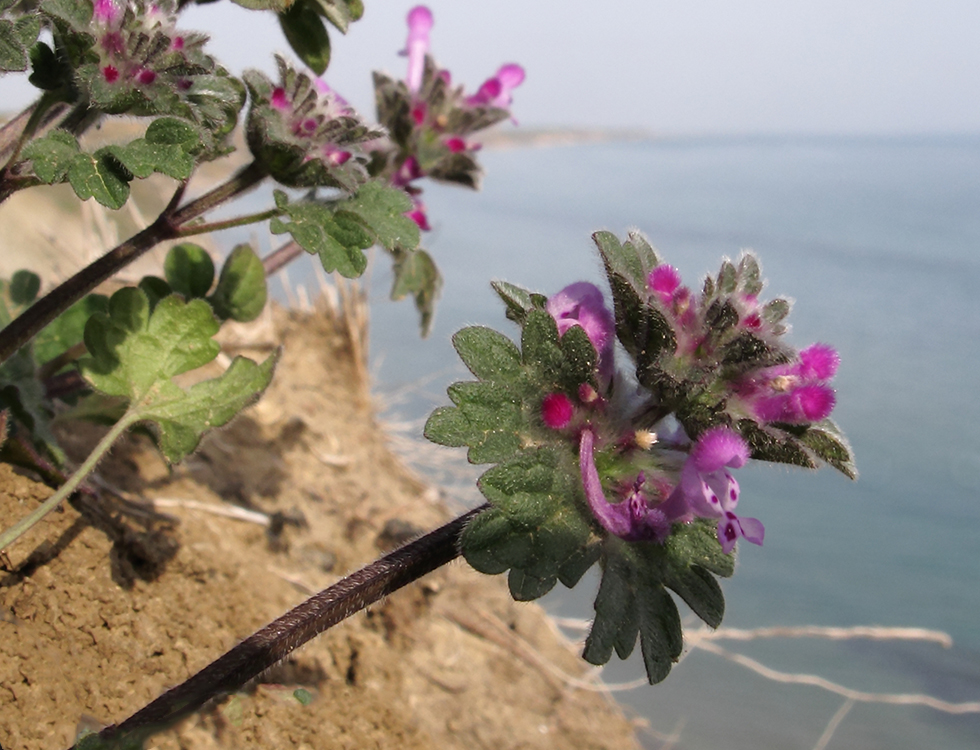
[
  {"xmin": 546, "ymin": 282, "xmax": 616, "ymax": 387},
  {"xmin": 93, "ymin": 0, "xmax": 122, "ymax": 26},
  {"xmin": 659, "ymin": 427, "xmax": 763, "ymax": 554},
  {"xmin": 541, "ymin": 393, "xmax": 574, "ymax": 429},
  {"xmin": 405, "ymin": 196, "xmax": 430, "ymax": 231},
  {"xmin": 739, "ymin": 343, "xmax": 839, "ymax": 424},
  {"xmin": 648, "ymin": 265, "xmax": 682, "ymax": 305},
  {"xmin": 403, "ymin": 5, "xmax": 433, "ymax": 93},
  {"xmin": 467, "ymin": 64, "xmax": 526, "ymax": 108},
  {"xmin": 579, "ymin": 429, "xmax": 670, "ymax": 542}
]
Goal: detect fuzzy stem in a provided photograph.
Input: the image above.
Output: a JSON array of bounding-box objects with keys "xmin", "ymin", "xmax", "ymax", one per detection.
[
  {"xmin": 0, "ymin": 412, "xmax": 137, "ymax": 551},
  {"xmin": 0, "ymin": 161, "xmax": 268, "ymax": 366},
  {"xmin": 0, "ymin": 91, "xmax": 62, "ymax": 175},
  {"xmin": 175, "ymin": 206, "xmax": 285, "ymax": 238},
  {"xmin": 83, "ymin": 504, "xmax": 487, "ymax": 749}
]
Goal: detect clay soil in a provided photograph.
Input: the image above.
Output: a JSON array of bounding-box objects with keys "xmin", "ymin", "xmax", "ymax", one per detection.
[{"xmin": 0, "ymin": 301, "xmax": 641, "ymax": 750}]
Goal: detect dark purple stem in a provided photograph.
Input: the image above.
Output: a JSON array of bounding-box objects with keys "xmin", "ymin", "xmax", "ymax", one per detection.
[
  {"xmin": 79, "ymin": 504, "xmax": 486, "ymax": 749},
  {"xmin": 0, "ymin": 161, "xmax": 267, "ymax": 366}
]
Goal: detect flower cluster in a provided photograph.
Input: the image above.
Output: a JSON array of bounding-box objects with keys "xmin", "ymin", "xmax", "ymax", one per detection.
[
  {"xmin": 373, "ymin": 5, "xmax": 525, "ymax": 229},
  {"xmin": 540, "ymin": 256, "xmax": 840, "ymax": 555},
  {"xmin": 244, "ymin": 57, "xmax": 382, "ymax": 190},
  {"xmin": 80, "ymin": 0, "xmax": 213, "ymax": 112}
]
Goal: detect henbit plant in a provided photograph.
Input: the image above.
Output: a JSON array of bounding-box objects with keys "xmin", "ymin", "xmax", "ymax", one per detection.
[
  {"xmin": 0, "ymin": 2, "xmax": 856, "ymax": 749},
  {"xmin": 69, "ymin": 232, "xmax": 855, "ymax": 750}
]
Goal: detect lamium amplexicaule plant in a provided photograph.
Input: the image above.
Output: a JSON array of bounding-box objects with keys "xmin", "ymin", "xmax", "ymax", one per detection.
[{"xmin": 0, "ymin": 1, "xmax": 854, "ymax": 748}]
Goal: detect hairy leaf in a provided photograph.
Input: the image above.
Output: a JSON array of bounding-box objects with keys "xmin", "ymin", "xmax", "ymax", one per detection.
[
  {"xmin": 209, "ymin": 244, "xmax": 267, "ymax": 322},
  {"xmin": 270, "ymin": 192, "xmax": 371, "ymax": 278},
  {"xmin": 335, "ymin": 181, "xmax": 421, "ymax": 252},
  {"xmin": 165, "ymin": 244, "xmax": 215, "ymax": 300},
  {"xmin": 452, "ymin": 326, "xmax": 523, "ymax": 383},
  {"xmin": 279, "ymin": 0, "xmax": 331, "ymax": 75}
]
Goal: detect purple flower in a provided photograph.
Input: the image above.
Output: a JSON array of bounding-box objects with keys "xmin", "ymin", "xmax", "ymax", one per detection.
[
  {"xmin": 546, "ymin": 282, "xmax": 615, "ymax": 386},
  {"xmin": 659, "ymin": 427, "xmax": 764, "ymax": 554},
  {"xmin": 579, "ymin": 429, "xmax": 670, "ymax": 542},
  {"xmin": 403, "ymin": 5, "xmax": 433, "ymax": 93},
  {"xmin": 467, "ymin": 64, "xmax": 526, "ymax": 108},
  {"xmin": 738, "ymin": 343, "xmax": 840, "ymax": 424}
]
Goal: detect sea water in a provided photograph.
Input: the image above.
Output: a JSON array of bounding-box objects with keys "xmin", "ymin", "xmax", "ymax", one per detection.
[{"xmin": 358, "ymin": 137, "xmax": 980, "ymax": 749}]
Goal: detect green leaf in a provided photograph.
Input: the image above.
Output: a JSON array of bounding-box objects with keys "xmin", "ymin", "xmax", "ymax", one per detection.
[
  {"xmin": 0, "ymin": 14, "xmax": 39, "ymax": 73},
  {"xmin": 593, "ymin": 231, "xmax": 676, "ymax": 377},
  {"xmin": 107, "ymin": 118, "xmax": 200, "ymax": 180},
  {"xmin": 0, "ymin": 347, "xmax": 63, "ymax": 464},
  {"xmin": 452, "ymin": 326, "xmax": 523, "ymax": 383},
  {"xmin": 558, "ymin": 542, "xmax": 601, "ymax": 588},
  {"xmin": 762, "ymin": 298, "xmax": 792, "ymax": 325},
  {"xmin": 67, "ymin": 148, "xmax": 132, "ymax": 209},
  {"xmin": 34, "ymin": 293, "xmax": 109, "ymax": 367},
  {"xmin": 141, "ymin": 352, "xmax": 278, "ymax": 463},
  {"xmin": 336, "ymin": 181, "xmax": 421, "ymax": 252},
  {"xmin": 391, "ymin": 249, "xmax": 441, "ymax": 337},
  {"xmin": 29, "ymin": 41, "xmax": 69, "ymax": 91},
  {"xmin": 663, "ymin": 564, "xmax": 726, "ymax": 628},
  {"xmin": 279, "ymin": 0, "xmax": 331, "ymax": 75},
  {"xmin": 423, "ymin": 405, "xmax": 475, "ymax": 448},
  {"xmin": 81, "ymin": 289, "xmax": 220, "ymax": 401},
  {"xmin": 164, "ymin": 243, "xmax": 215, "ymax": 300},
  {"xmin": 491, "ymin": 280, "xmax": 535, "ymax": 325},
  {"xmin": 799, "ymin": 419, "xmax": 858, "ymax": 479},
  {"xmin": 23, "ymin": 130, "xmax": 79, "ymax": 184},
  {"xmin": 313, "ymin": 0, "xmax": 356, "ymax": 32},
  {"xmin": 521, "ymin": 310, "xmax": 563, "ymax": 379},
  {"xmin": 737, "ymin": 419, "xmax": 817, "ymax": 469},
  {"xmin": 209, "ymin": 244, "xmax": 267, "ymax": 322},
  {"xmin": 138, "ymin": 276, "xmax": 172, "ymax": 310},
  {"xmin": 557, "ymin": 324, "xmax": 597, "ymax": 392},
  {"xmin": 39, "ymin": 0, "xmax": 92, "ymax": 29},
  {"xmin": 636, "ymin": 585, "xmax": 683, "ymax": 684},
  {"xmin": 270, "ymin": 194, "xmax": 371, "ymax": 278},
  {"xmin": 583, "ymin": 554, "xmax": 634, "ymax": 666},
  {"xmin": 508, "ymin": 567, "xmax": 557, "ymax": 601},
  {"xmin": 9, "ymin": 270, "xmax": 40, "ymax": 305},
  {"xmin": 79, "ymin": 287, "xmax": 278, "ymax": 463}
]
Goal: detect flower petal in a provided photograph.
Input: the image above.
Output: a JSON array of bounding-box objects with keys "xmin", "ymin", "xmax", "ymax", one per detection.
[
  {"xmin": 690, "ymin": 426, "xmax": 749, "ymax": 472},
  {"xmin": 737, "ymin": 515, "xmax": 765, "ymax": 546},
  {"xmin": 579, "ymin": 428, "xmax": 632, "ymax": 538}
]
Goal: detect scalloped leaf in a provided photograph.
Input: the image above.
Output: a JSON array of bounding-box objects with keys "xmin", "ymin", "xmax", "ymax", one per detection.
[
  {"xmin": 270, "ymin": 192, "xmax": 371, "ymax": 278},
  {"xmin": 452, "ymin": 326, "xmax": 523, "ymax": 383},
  {"xmin": 335, "ymin": 181, "xmax": 421, "ymax": 252}
]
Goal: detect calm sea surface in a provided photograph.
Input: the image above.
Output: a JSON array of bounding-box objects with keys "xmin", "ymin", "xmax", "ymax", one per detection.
[{"xmin": 281, "ymin": 137, "xmax": 980, "ymax": 749}]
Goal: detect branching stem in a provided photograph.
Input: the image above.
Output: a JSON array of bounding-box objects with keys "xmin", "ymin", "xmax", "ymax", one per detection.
[
  {"xmin": 0, "ymin": 160, "xmax": 268, "ymax": 366},
  {"xmin": 175, "ymin": 206, "xmax": 285, "ymax": 238},
  {"xmin": 81, "ymin": 504, "xmax": 487, "ymax": 749}
]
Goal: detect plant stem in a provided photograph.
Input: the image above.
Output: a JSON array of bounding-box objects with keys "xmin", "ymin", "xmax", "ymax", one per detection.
[
  {"xmin": 0, "ymin": 91, "xmax": 61, "ymax": 174},
  {"xmin": 175, "ymin": 206, "xmax": 285, "ymax": 238},
  {"xmin": 81, "ymin": 504, "xmax": 487, "ymax": 749},
  {"xmin": 261, "ymin": 240, "xmax": 304, "ymax": 276},
  {"xmin": 0, "ymin": 161, "xmax": 268, "ymax": 366},
  {"xmin": 0, "ymin": 413, "xmax": 137, "ymax": 552}
]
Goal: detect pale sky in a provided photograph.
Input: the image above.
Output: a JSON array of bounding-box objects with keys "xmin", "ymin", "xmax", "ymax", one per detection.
[{"xmin": 4, "ymin": 1, "xmax": 978, "ymax": 134}]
